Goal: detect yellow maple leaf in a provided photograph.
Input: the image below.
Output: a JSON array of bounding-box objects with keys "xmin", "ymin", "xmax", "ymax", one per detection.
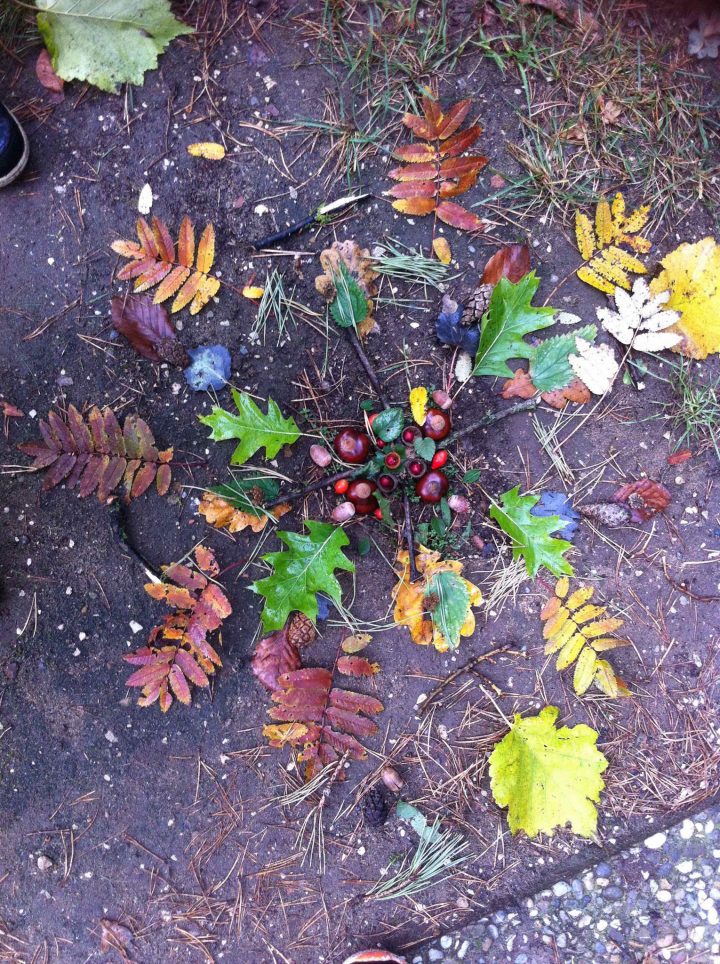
[
  {"xmin": 393, "ymin": 548, "xmax": 482, "ymax": 652},
  {"xmin": 187, "ymin": 142, "xmax": 226, "ymax": 160},
  {"xmin": 649, "ymin": 237, "xmax": 720, "ymax": 359},
  {"xmin": 409, "ymin": 386, "xmax": 429, "ymax": 426}
]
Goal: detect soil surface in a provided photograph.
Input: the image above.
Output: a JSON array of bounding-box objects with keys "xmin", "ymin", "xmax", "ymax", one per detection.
[{"xmin": 1, "ymin": 3, "xmax": 719, "ymax": 963}]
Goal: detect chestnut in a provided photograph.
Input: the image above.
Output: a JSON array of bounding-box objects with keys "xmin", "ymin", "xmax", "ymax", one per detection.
[
  {"xmin": 347, "ymin": 479, "xmax": 379, "ymax": 515},
  {"xmin": 415, "ymin": 470, "xmax": 449, "ymax": 504},
  {"xmin": 384, "ymin": 451, "xmax": 402, "ymax": 470},
  {"xmin": 333, "ymin": 428, "xmax": 371, "ymax": 464},
  {"xmin": 422, "ymin": 408, "xmax": 451, "ymax": 441}
]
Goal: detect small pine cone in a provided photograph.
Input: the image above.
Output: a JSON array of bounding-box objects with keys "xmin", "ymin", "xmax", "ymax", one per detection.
[
  {"xmin": 155, "ymin": 337, "xmax": 190, "ymax": 368},
  {"xmin": 579, "ymin": 502, "xmax": 633, "ymax": 528},
  {"xmin": 287, "ymin": 612, "xmax": 316, "ymax": 648},
  {"xmin": 363, "ymin": 785, "xmax": 391, "ymax": 828},
  {"xmin": 460, "ymin": 283, "xmax": 494, "ymax": 327}
]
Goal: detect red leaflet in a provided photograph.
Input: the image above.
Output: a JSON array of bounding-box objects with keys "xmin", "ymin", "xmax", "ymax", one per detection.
[
  {"xmin": 252, "ymin": 613, "xmax": 316, "ymax": 693},
  {"xmin": 435, "ymin": 201, "xmax": 484, "ymax": 232},
  {"xmin": 481, "ymin": 244, "xmax": 532, "ymax": 285},
  {"xmin": 337, "ymin": 655, "xmax": 380, "ymax": 677},
  {"xmin": 613, "ymin": 479, "xmax": 671, "ymax": 522}
]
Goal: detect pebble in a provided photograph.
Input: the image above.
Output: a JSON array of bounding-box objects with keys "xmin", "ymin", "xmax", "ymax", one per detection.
[{"xmin": 645, "ymin": 832, "xmax": 667, "ymax": 849}]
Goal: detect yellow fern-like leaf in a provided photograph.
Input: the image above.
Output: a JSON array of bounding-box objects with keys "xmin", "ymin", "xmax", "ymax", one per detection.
[
  {"xmin": 584, "ymin": 617, "xmax": 624, "ymax": 638},
  {"xmin": 604, "ymin": 246, "xmax": 647, "ymax": 275},
  {"xmin": 592, "ymin": 637, "xmax": 630, "ymax": 651},
  {"xmin": 573, "ymin": 604, "xmax": 607, "ymax": 625},
  {"xmin": 590, "ymin": 252, "xmax": 632, "ymax": 290},
  {"xmin": 543, "ymin": 607, "xmax": 570, "ymax": 639},
  {"xmin": 594, "ymin": 659, "xmax": 620, "ymax": 697},
  {"xmin": 621, "ymin": 203, "xmax": 650, "ymax": 234},
  {"xmin": 555, "ymin": 577, "xmax": 570, "ymax": 599},
  {"xmin": 575, "ymin": 212, "xmax": 596, "ymax": 260},
  {"xmin": 556, "ymin": 634, "xmax": 586, "ymax": 671},
  {"xmin": 577, "ymin": 265, "xmax": 615, "ymax": 294},
  {"xmin": 595, "ymin": 199, "xmax": 614, "ymax": 247},
  {"xmin": 610, "ymin": 191, "xmax": 625, "ymax": 226},
  {"xmin": 544, "ymin": 618, "xmax": 577, "ymax": 654}
]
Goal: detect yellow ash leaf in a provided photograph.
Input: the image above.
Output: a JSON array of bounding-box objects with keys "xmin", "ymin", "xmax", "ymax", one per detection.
[
  {"xmin": 544, "ymin": 618, "xmax": 577, "ymax": 654},
  {"xmin": 566, "ymin": 586, "xmax": 594, "ymax": 610},
  {"xmin": 555, "ymin": 576, "xmax": 570, "ymax": 599},
  {"xmin": 649, "ymin": 237, "xmax": 720, "ymax": 359},
  {"xmin": 243, "ymin": 285, "xmax": 265, "ymax": 299},
  {"xmin": 610, "ymin": 191, "xmax": 625, "ymax": 225},
  {"xmin": 594, "ymin": 659, "xmax": 622, "ymax": 697},
  {"xmin": 604, "ymin": 245, "xmax": 647, "ymax": 275},
  {"xmin": 432, "ymin": 236, "xmax": 452, "ymax": 264},
  {"xmin": 584, "ymin": 617, "xmax": 624, "ymax": 638},
  {"xmin": 187, "ymin": 142, "xmax": 226, "ymax": 160},
  {"xmin": 589, "ymin": 252, "xmax": 631, "ymax": 290},
  {"xmin": 617, "ymin": 232, "xmax": 651, "ymax": 254},
  {"xmin": 592, "ymin": 637, "xmax": 631, "ymax": 651},
  {"xmin": 621, "ymin": 203, "xmax": 650, "ymax": 234},
  {"xmin": 573, "ymin": 604, "xmax": 609, "ymax": 626},
  {"xmin": 575, "ymin": 211, "xmax": 596, "ymax": 261},
  {"xmin": 540, "ymin": 595, "xmax": 562, "ymax": 621},
  {"xmin": 595, "ymin": 199, "xmax": 614, "ymax": 247},
  {"xmin": 409, "ymin": 386, "xmax": 429, "ymax": 426},
  {"xmin": 577, "ymin": 265, "xmax": 615, "ymax": 294},
  {"xmin": 543, "ymin": 607, "xmax": 570, "ymax": 640},
  {"xmin": 573, "ymin": 646, "xmax": 598, "ymax": 695},
  {"xmin": 556, "ymin": 634, "xmax": 586, "ymax": 671},
  {"xmin": 190, "ymin": 274, "xmax": 220, "ymax": 315}
]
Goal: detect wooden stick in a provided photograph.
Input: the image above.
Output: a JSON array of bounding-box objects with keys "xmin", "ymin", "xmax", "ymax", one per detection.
[
  {"xmin": 447, "ymin": 398, "xmax": 539, "ymax": 446},
  {"xmin": 265, "ymin": 467, "xmax": 357, "ymax": 509},
  {"xmin": 403, "ymin": 490, "xmax": 419, "ymax": 583},
  {"xmin": 347, "ymin": 328, "xmax": 390, "ymax": 409}
]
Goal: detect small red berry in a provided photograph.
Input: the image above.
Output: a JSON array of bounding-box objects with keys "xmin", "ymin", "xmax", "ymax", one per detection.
[
  {"xmin": 334, "ymin": 428, "xmax": 371, "ymax": 464},
  {"xmin": 415, "ymin": 470, "xmax": 449, "ymax": 504},
  {"xmin": 373, "ymin": 507, "xmax": 383, "ymax": 520},
  {"xmin": 431, "ymin": 449, "xmax": 448, "ymax": 470},
  {"xmin": 408, "ymin": 459, "xmax": 427, "ymax": 478},
  {"xmin": 402, "ymin": 426, "xmax": 420, "ymax": 444},
  {"xmin": 334, "ymin": 478, "xmax": 349, "ymax": 495},
  {"xmin": 422, "ymin": 408, "xmax": 451, "ymax": 442},
  {"xmin": 376, "ymin": 438, "xmax": 385, "ymax": 448},
  {"xmin": 384, "ymin": 452, "xmax": 402, "ymax": 470}
]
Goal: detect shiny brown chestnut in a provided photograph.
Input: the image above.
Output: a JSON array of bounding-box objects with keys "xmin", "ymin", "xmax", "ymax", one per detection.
[
  {"xmin": 422, "ymin": 408, "xmax": 452, "ymax": 441},
  {"xmin": 333, "ymin": 428, "xmax": 371, "ymax": 464},
  {"xmin": 415, "ymin": 470, "xmax": 449, "ymax": 504},
  {"xmin": 347, "ymin": 479, "xmax": 379, "ymax": 514}
]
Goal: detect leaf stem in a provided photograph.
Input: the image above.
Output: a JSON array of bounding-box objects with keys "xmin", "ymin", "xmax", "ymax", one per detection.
[{"xmin": 403, "ymin": 490, "xmax": 419, "ymax": 583}]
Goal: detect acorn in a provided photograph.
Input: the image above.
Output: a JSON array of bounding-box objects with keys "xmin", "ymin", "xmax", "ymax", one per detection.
[
  {"xmin": 333, "ymin": 428, "xmax": 371, "ymax": 464},
  {"xmin": 407, "ymin": 458, "xmax": 427, "ymax": 479},
  {"xmin": 422, "ymin": 408, "xmax": 451, "ymax": 441},
  {"xmin": 347, "ymin": 479, "xmax": 379, "ymax": 515},
  {"xmin": 378, "ymin": 474, "xmax": 396, "ymax": 493},
  {"xmin": 416, "ymin": 470, "xmax": 449, "ymax": 504},
  {"xmin": 384, "ymin": 451, "xmax": 402, "ymax": 471},
  {"xmin": 331, "ymin": 501, "xmax": 356, "ymax": 523}
]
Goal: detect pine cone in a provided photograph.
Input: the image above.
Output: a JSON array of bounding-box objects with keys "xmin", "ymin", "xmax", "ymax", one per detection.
[
  {"xmin": 287, "ymin": 612, "xmax": 316, "ymax": 648},
  {"xmin": 155, "ymin": 337, "xmax": 190, "ymax": 368},
  {"xmin": 460, "ymin": 283, "xmax": 494, "ymax": 327},
  {"xmin": 363, "ymin": 785, "xmax": 391, "ymax": 828},
  {"xmin": 578, "ymin": 502, "xmax": 633, "ymax": 528}
]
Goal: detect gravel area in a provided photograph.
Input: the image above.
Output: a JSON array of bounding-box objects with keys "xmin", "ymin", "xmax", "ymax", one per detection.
[{"xmin": 416, "ymin": 807, "xmax": 720, "ymax": 963}]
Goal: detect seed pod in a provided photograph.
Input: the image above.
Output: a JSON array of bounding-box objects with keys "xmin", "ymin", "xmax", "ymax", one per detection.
[
  {"xmin": 579, "ymin": 502, "xmax": 633, "ymax": 528},
  {"xmin": 447, "ymin": 493, "xmax": 470, "ymax": 513},
  {"xmin": 331, "ymin": 501, "xmax": 356, "ymax": 523},
  {"xmin": 310, "ymin": 444, "xmax": 332, "ymax": 468},
  {"xmin": 381, "ymin": 765, "xmax": 404, "ymax": 794},
  {"xmin": 431, "ymin": 389, "xmax": 452, "ymax": 410}
]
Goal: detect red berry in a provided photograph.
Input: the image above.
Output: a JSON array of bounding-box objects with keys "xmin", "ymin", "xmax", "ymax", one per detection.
[
  {"xmin": 373, "ymin": 507, "xmax": 383, "ymax": 520},
  {"xmin": 423, "ymin": 408, "xmax": 451, "ymax": 442},
  {"xmin": 378, "ymin": 474, "xmax": 396, "ymax": 493},
  {"xmin": 402, "ymin": 426, "xmax": 420, "ymax": 444},
  {"xmin": 431, "ymin": 449, "xmax": 448, "ymax": 470},
  {"xmin": 415, "ymin": 470, "xmax": 449, "ymax": 504},
  {"xmin": 334, "ymin": 428, "xmax": 371, "ymax": 464},
  {"xmin": 408, "ymin": 458, "xmax": 427, "ymax": 478},
  {"xmin": 384, "ymin": 452, "xmax": 402, "ymax": 470},
  {"xmin": 347, "ymin": 479, "xmax": 379, "ymax": 515},
  {"xmin": 376, "ymin": 439, "xmax": 385, "ymax": 449},
  {"xmin": 334, "ymin": 478, "xmax": 349, "ymax": 495}
]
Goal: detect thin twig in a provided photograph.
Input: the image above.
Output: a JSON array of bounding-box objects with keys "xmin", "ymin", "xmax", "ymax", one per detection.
[
  {"xmin": 347, "ymin": 328, "xmax": 390, "ymax": 409},
  {"xmin": 265, "ymin": 467, "xmax": 358, "ymax": 509},
  {"xmin": 447, "ymin": 398, "xmax": 540, "ymax": 445},
  {"xmin": 403, "ymin": 490, "xmax": 419, "ymax": 582}
]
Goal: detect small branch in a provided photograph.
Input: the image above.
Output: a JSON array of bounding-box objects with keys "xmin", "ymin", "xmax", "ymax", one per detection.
[
  {"xmin": 265, "ymin": 467, "xmax": 357, "ymax": 509},
  {"xmin": 347, "ymin": 328, "xmax": 390, "ymax": 410},
  {"xmin": 403, "ymin": 490, "xmax": 419, "ymax": 583},
  {"xmin": 447, "ymin": 398, "xmax": 540, "ymax": 446},
  {"xmin": 251, "ymin": 215, "xmax": 315, "ymax": 250}
]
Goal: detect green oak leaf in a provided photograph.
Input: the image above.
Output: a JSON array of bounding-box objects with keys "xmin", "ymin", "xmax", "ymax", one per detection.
[
  {"xmin": 473, "ymin": 273, "xmax": 555, "ymax": 378},
  {"xmin": 251, "ymin": 521, "xmax": 355, "ymax": 630},
  {"xmin": 35, "ymin": 0, "xmax": 193, "ymax": 95},
  {"xmin": 489, "ymin": 486, "xmax": 573, "ymax": 577},
  {"xmin": 330, "ymin": 261, "xmax": 368, "ymax": 329},
  {"xmin": 198, "ymin": 389, "xmax": 300, "ymax": 466},
  {"xmin": 530, "ymin": 325, "xmax": 597, "ymax": 393},
  {"xmin": 489, "ymin": 705, "xmax": 608, "ymax": 838},
  {"xmin": 426, "ymin": 570, "xmax": 470, "ymax": 651}
]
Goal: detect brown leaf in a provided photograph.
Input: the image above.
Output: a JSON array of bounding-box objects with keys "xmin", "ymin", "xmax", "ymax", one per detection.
[
  {"xmin": 252, "ymin": 622, "xmax": 303, "ymax": 692},
  {"xmin": 501, "ymin": 369, "xmax": 537, "ymax": 400},
  {"xmin": 436, "ymin": 99, "xmax": 472, "ymax": 140},
  {"xmin": 337, "ymin": 655, "xmax": 380, "ymax": 677},
  {"xmin": 541, "ymin": 378, "xmax": 592, "ymax": 409},
  {"xmin": 613, "ymin": 479, "xmax": 671, "ymax": 522},
  {"xmin": 435, "ymin": 201, "xmax": 484, "ymax": 232},
  {"xmin": 388, "ymin": 161, "xmax": 437, "ymax": 181},
  {"xmin": 439, "ymin": 155, "xmax": 488, "ymax": 178},
  {"xmin": 99, "ymin": 918, "xmax": 133, "ymax": 956},
  {"xmin": 111, "ymin": 295, "xmax": 179, "ymax": 363},
  {"xmin": 599, "ymin": 96, "xmax": 623, "ymax": 125},
  {"xmin": 35, "ymin": 49, "xmax": 64, "ymax": 93},
  {"xmin": 439, "ymin": 125, "xmax": 482, "ymax": 157},
  {"xmin": 519, "ymin": 0, "xmax": 600, "ymax": 36},
  {"xmin": 481, "ymin": 244, "xmax": 532, "ymax": 285}
]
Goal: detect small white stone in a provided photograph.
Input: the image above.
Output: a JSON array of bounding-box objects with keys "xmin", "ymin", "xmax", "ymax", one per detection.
[
  {"xmin": 37, "ymin": 855, "xmax": 53, "ymax": 871},
  {"xmin": 138, "ymin": 183, "xmax": 153, "ymax": 214},
  {"xmin": 680, "ymin": 819, "xmax": 695, "ymax": 839},
  {"xmin": 104, "ymin": 730, "xmax": 118, "ymax": 744},
  {"xmin": 552, "ymin": 881, "xmax": 570, "ymax": 897},
  {"xmin": 440, "ymin": 936, "xmax": 453, "ymax": 949},
  {"xmin": 676, "ymin": 859, "xmax": 693, "ymax": 874},
  {"xmin": 644, "ymin": 831, "xmax": 667, "ymax": 849},
  {"xmin": 129, "ymin": 620, "xmax": 143, "ymax": 634},
  {"xmin": 656, "ymin": 890, "xmax": 672, "ymax": 903}
]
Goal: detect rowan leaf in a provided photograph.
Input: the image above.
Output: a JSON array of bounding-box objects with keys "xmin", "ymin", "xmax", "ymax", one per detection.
[
  {"xmin": 489, "ymin": 706, "xmax": 608, "ymax": 838},
  {"xmin": 198, "ymin": 389, "xmax": 300, "ymax": 465},
  {"xmin": 251, "ymin": 521, "xmax": 355, "ymax": 631},
  {"xmin": 35, "ymin": 0, "xmax": 192, "ymax": 94},
  {"xmin": 393, "ymin": 549, "xmax": 482, "ymax": 652},
  {"xmin": 392, "ymin": 197, "xmax": 437, "ymax": 216},
  {"xmin": 435, "ymin": 200, "xmax": 484, "ymax": 232},
  {"xmin": 473, "ymin": 274, "xmax": 556, "ymax": 379},
  {"xmin": 489, "ymin": 487, "xmax": 573, "ymax": 578},
  {"xmin": 574, "ymin": 192, "xmax": 651, "ymax": 291},
  {"xmin": 575, "ymin": 212, "xmax": 596, "ymax": 261},
  {"xmin": 648, "ymin": 237, "xmax": 720, "ymax": 358},
  {"xmin": 112, "ymin": 215, "xmax": 220, "ymax": 315}
]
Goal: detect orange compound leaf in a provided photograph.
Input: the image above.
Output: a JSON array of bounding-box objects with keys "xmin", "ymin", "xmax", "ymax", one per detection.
[
  {"xmin": 439, "ymin": 172, "xmax": 479, "ymax": 198},
  {"xmin": 388, "ymin": 161, "xmax": 438, "ymax": 181},
  {"xmin": 385, "ymin": 181, "xmax": 436, "ymax": 199},
  {"xmin": 436, "ymin": 99, "xmax": 471, "ymax": 139},
  {"xmin": 439, "ymin": 124, "xmax": 481, "ymax": 156},
  {"xmin": 402, "ymin": 113, "xmax": 437, "ymax": 140},
  {"xmin": 421, "ymin": 94, "xmax": 443, "ymax": 129},
  {"xmin": 392, "ymin": 197, "xmax": 437, "ymax": 216},
  {"xmin": 393, "ymin": 143, "xmax": 436, "ymax": 163},
  {"xmin": 439, "ymin": 155, "xmax": 488, "ymax": 178},
  {"xmin": 436, "ymin": 201, "xmax": 484, "ymax": 232},
  {"xmin": 126, "ymin": 545, "xmax": 231, "ymax": 713}
]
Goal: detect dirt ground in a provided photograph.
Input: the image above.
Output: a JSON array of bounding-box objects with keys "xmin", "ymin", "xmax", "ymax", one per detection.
[{"xmin": 1, "ymin": 2, "xmax": 719, "ymax": 962}]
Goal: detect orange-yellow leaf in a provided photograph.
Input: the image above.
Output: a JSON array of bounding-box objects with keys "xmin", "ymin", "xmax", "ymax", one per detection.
[
  {"xmin": 540, "ymin": 595, "xmax": 562, "ymax": 621},
  {"xmin": 392, "ymin": 197, "xmax": 437, "ymax": 216},
  {"xmin": 263, "ymin": 722, "xmax": 310, "ymax": 746},
  {"xmin": 190, "ymin": 275, "xmax": 221, "ymax": 315},
  {"xmin": 436, "ymin": 100, "xmax": 471, "ymax": 139},
  {"xmin": 153, "ymin": 265, "xmax": 191, "ymax": 304},
  {"xmin": 187, "ymin": 142, "xmax": 226, "ymax": 160},
  {"xmin": 439, "ymin": 124, "xmax": 481, "ymax": 157},
  {"xmin": 136, "ymin": 218, "xmax": 158, "ymax": 257},
  {"xmin": 177, "ymin": 216, "xmax": 195, "ymax": 268},
  {"xmin": 385, "ymin": 181, "xmax": 436, "ymax": 199},
  {"xmin": 196, "ymin": 223, "xmax": 216, "ymax": 274},
  {"xmin": 435, "ymin": 201, "xmax": 484, "ymax": 232},
  {"xmin": 388, "ymin": 161, "xmax": 437, "ymax": 181},
  {"xmin": 242, "ymin": 285, "xmax": 265, "ymax": 299},
  {"xmin": 556, "ymin": 634, "xmax": 586, "ymax": 671},
  {"xmin": 583, "ymin": 617, "xmax": 624, "ymax": 638},
  {"xmin": 393, "ymin": 143, "xmax": 436, "ymax": 163},
  {"xmin": 134, "ymin": 260, "xmax": 173, "ymax": 293},
  {"xmin": 402, "ymin": 113, "xmax": 436, "ymax": 140},
  {"xmin": 152, "ymin": 217, "xmax": 175, "ymax": 263},
  {"xmin": 432, "ymin": 237, "xmax": 452, "ymax": 264},
  {"xmin": 172, "ymin": 271, "xmax": 204, "ymax": 313}
]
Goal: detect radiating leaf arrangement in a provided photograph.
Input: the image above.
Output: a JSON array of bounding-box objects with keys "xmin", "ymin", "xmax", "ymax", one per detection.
[
  {"xmin": 574, "ymin": 192, "xmax": 651, "ymax": 293},
  {"xmin": 112, "ymin": 215, "xmax": 220, "ymax": 315},
  {"xmin": 199, "ymin": 477, "xmax": 291, "ymax": 535},
  {"xmin": 124, "ymin": 546, "xmax": 232, "ymax": 712},
  {"xmin": 490, "ymin": 487, "xmax": 574, "ymax": 578},
  {"xmin": 489, "ymin": 706, "xmax": 608, "ymax": 838},
  {"xmin": 19, "ymin": 404, "xmax": 172, "ymax": 502},
  {"xmin": 541, "ymin": 577, "xmax": 631, "ymax": 698},
  {"xmin": 393, "ymin": 548, "xmax": 482, "ymax": 652},
  {"xmin": 597, "ymin": 279, "xmax": 682, "ymax": 354},
  {"xmin": 199, "ymin": 389, "xmax": 300, "ymax": 466},
  {"xmin": 386, "ymin": 95, "xmax": 487, "ymax": 232}
]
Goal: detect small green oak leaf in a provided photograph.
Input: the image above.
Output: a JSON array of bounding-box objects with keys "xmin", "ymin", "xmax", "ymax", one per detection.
[
  {"xmin": 426, "ymin": 570, "xmax": 470, "ymax": 651},
  {"xmin": 473, "ymin": 273, "xmax": 555, "ymax": 378},
  {"xmin": 489, "ymin": 705, "xmax": 608, "ymax": 838},
  {"xmin": 251, "ymin": 521, "xmax": 355, "ymax": 631},
  {"xmin": 414, "ymin": 436, "xmax": 436, "ymax": 461},
  {"xmin": 198, "ymin": 389, "xmax": 300, "ymax": 465},
  {"xmin": 489, "ymin": 486, "xmax": 573, "ymax": 577}
]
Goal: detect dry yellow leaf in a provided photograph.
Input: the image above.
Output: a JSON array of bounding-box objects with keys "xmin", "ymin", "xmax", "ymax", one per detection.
[
  {"xmin": 187, "ymin": 142, "xmax": 226, "ymax": 160},
  {"xmin": 575, "ymin": 212, "xmax": 596, "ymax": 261},
  {"xmin": 199, "ymin": 491, "xmax": 290, "ymax": 534},
  {"xmin": 409, "ymin": 386, "xmax": 429, "ymax": 426},
  {"xmin": 589, "ymin": 252, "xmax": 631, "ymax": 290},
  {"xmin": 243, "ymin": 285, "xmax": 265, "ymax": 299},
  {"xmin": 577, "ymin": 265, "xmax": 615, "ymax": 294},
  {"xmin": 649, "ymin": 237, "xmax": 720, "ymax": 359},
  {"xmin": 263, "ymin": 722, "xmax": 309, "ymax": 745},
  {"xmin": 595, "ymin": 199, "xmax": 613, "ymax": 247},
  {"xmin": 432, "ymin": 236, "xmax": 452, "ymax": 264},
  {"xmin": 574, "ymin": 193, "xmax": 651, "ymax": 293}
]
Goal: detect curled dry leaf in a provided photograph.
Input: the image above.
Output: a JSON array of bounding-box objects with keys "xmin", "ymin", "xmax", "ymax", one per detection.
[
  {"xmin": 35, "ymin": 48, "xmax": 64, "ymax": 93},
  {"xmin": 252, "ymin": 613, "xmax": 316, "ymax": 692},
  {"xmin": 111, "ymin": 294, "xmax": 189, "ymax": 367},
  {"xmin": 315, "ymin": 240, "xmax": 378, "ymax": 339},
  {"xmin": 393, "ymin": 548, "xmax": 482, "ymax": 652},
  {"xmin": 124, "ymin": 546, "xmax": 231, "ymax": 712},
  {"xmin": 199, "ymin": 489, "xmax": 290, "ymax": 534},
  {"xmin": 613, "ymin": 479, "xmax": 671, "ymax": 522},
  {"xmin": 18, "ymin": 404, "xmax": 173, "ymax": 502}
]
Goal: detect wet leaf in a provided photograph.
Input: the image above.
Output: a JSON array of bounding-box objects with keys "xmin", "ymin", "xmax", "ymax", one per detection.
[
  {"xmin": 199, "ymin": 389, "xmax": 300, "ymax": 465},
  {"xmin": 481, "ymin": 244, "xmax": 531, "ymax": 285},
  {"xmin": 183, "ymin": 344, "xmax": 231, "ymax": 391},
  {"xmin": 341, "ymin": 633, "xmax": 372, "ymax": 654},
  {"xmin": 187, "ymin": 142, "xmax": 225, "ymax": 160},
  {"xmin": 490, "ymin": 487, "xmax": 573, "ymax": 578}
]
